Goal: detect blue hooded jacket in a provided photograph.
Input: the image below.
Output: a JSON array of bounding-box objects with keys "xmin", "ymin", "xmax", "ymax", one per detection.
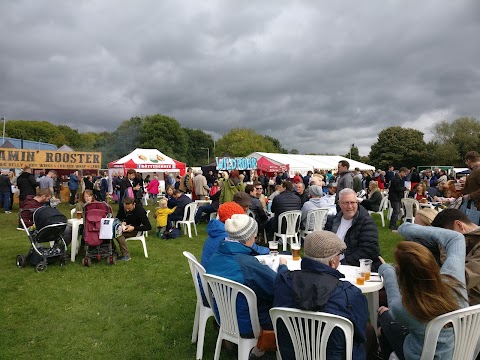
[
  {"xmin": 206, "ymin": 241, "xmax": 278, "ymax": 337},
  {"xmin": 201, "ymin": 219, "xmax": 269, "ymax": 268}
]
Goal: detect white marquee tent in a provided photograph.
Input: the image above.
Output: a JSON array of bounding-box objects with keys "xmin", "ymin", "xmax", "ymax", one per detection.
[{"xmin": 247, "ymin": 152, "xmax": 375, "ymax": 176}]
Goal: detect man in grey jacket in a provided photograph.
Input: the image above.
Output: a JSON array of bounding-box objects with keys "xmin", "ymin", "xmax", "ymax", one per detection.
[{"xmin": 335, "ymin": 160, "xmax": 354, "ymax": 205}]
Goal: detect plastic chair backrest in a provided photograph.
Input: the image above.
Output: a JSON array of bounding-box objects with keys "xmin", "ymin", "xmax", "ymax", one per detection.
[
  {"xmin": 203, "ymin": 274, "xmax": 261, "ymax": 339},
  {"xmin": 182, "ymin": 202, "xmax": 198, "ymax": 222},
  {"xmin": 70, "ymin": 208, "xmax": 76, "ymax": 219},
  {"xmin": 401, "ymin": 198, "xmax": 419, "ymax": 219},
  {"xmin": 379, "ymin": 196, "xmax": 389, "ymax": 212},
  {"xmin": 270, "ymin": 307, "xmax": 354, "ymax": 360},
  {"xmin": 277, "ymin": 210, "xmax": 302, "ymax": 235},
  {"xmin": 246, "ymin": 209, "xmax": 255, "ymax": 218},
  {"xmin": 305, "ymin": 208, "xmax": 328, "ymax": 231},
  {"xmin": 421, "ymin": 304, "xmax": 480, "ymax": 360},
  {"xmin": 183, "ymin": 251, "xmax": 211, "ymax": 308}
]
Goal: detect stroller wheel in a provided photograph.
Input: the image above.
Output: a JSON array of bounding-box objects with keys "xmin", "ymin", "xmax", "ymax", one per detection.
[
  {"xmin": 35, "ymin": 261, "xmax": 47, "ymax": 273},
  {"xmin": 59, "ymin": 256, "xmax": 67, "ymax": 267},
  {"xmin": 16, "ymin": 255, "xmax": 27, "ymax": 268}
]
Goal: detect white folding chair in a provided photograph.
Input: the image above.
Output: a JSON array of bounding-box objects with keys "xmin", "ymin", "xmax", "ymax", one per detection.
[
  {"xmin": 203, "ymin": 274, "xmax": 261, "ymax": 360},
  {"xmin": 368, "ymin": 196, "xmax": 389, "ymax": 227},
  {"xmin": 401, "ymin": 198, "xmax": 419, "ymax": 223},
  {"xmin": 183, "ymin": 252, "xmax": 215, "ymax": 360},
  {"xmin": 389, "ymin": 304, "xmax": 480, "ymax": 360},
  {"xmin": 126, "ymin": 210, "xmax": 150, "ymax": 257},
  {"xmin": 300, "ymin": 208, "xmax": 328, "ymax": 240},
  {"xmin": 274, "ymin": 210, "xmax": 302, "ymax": 251},
  {"xmin": 70, "ymin": 208, "xmax": 76, "ymax": 219},
  {"xmin": 177, "ymin": 202, "xmax": 198, "ymax": 238},
  {"xmin": 270, "ymin": 307, "xmax": 354, "ymax": 360}
]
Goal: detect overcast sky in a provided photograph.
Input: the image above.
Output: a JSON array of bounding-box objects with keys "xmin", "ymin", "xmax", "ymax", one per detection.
[{"xmin": 1, "ymin": 0, "xmax": 479, "ymax": 156}]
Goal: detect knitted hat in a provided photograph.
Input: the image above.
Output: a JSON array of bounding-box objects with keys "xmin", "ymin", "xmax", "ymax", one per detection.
[
  {"xmin": 304, "ymin": 231, "xmax": 346, "ymax": 261},
  {"xmin": 225, "ymin": 214, "xmax": 258, "ymax": 243},
  {"xmin": 233, "ymin": 191, "xmax": 251, "ymax": 208},
  {"xmin": 218, "ymin": 202, "xmax": 245, "ymax": 223},
  {"xmin": 309, "ymin": 185, "xmax": 323, "ymax": 197}
]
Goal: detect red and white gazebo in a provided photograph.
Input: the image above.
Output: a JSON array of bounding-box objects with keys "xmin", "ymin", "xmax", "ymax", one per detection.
[{"xmin": 108, "ymin": 148, "xmax": 186, "ymax": 175}]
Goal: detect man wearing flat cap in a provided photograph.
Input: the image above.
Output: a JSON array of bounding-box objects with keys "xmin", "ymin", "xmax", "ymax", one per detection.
[
  {"xmin": 207, "ymin": 214, "xmax": 283, "ymax": 341},
  {"xmin": 273, "ymin": 231, "xmax": 369, "ymax": 360}
]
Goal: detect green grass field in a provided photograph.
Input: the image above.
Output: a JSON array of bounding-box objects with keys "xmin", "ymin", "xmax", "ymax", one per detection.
[{"xmin": 0, "ymin": 202, "xmax": 402, "ymax": 359}]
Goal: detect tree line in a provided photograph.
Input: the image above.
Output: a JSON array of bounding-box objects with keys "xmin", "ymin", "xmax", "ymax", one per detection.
[{"xmin": 4, "ymin": 115, "xmax": 479, "ymax": 169}]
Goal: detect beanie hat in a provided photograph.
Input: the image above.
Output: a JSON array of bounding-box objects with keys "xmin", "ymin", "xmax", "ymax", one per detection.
[
  {"xmin": 225, "ymin": 214, "xmax": 258, "ymax": 243},
  {"xmin": 309, "ymin": 185, "xmax": 323, "ymax": 197},
  {"xmin": 304, "ymin": 231, "xmax": 346, "ymax": 261},
  {"xmin": 233, "ymin": 191, "xmax": 251, "ymax": 208},
  {"xmin": 218, "ymin": 202, "xmax": 245, "ymax": 223}
]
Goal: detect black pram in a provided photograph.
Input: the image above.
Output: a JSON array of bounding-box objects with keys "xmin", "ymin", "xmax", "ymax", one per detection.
[{"xmin": 16, "ymin": 206, "xmax": 68, "ymax": 272}]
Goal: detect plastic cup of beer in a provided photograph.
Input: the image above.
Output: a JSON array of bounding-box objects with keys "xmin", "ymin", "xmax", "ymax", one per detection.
[
  {"xmin": 356, "ymin": 269, "xmax": 366, "ymax": 285},
  {"xmin": 76, "ymin": 211, "xmax": 82, "ymax": 220},
  {"xmin": 268, "ymin": 241, "xmax": 279, "ymax": 257},
  {"xmin": 421, "ymin": 198, "xmax": 428, "ymax": 204},
  {"xmin": 359, "ymin": 259, "xmax": 372, "ymax": 281},
  {"xmin": 291, "ymin": 243, "xmax": 301, "ymax": 261},
  {"xmin": 205, "ymin": 196, "xmax": 209, "ymax": 201}
]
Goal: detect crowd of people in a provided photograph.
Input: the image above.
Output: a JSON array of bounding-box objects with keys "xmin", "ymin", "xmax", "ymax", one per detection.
[{"xmin": 4, "ymin": 150, "xmax": 480, "ymax": 359}]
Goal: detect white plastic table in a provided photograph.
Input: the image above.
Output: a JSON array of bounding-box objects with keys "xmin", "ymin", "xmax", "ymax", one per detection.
[
  {"xmin": 67, "ymin": 218, "xmax": 83, "ymax": 262},
  {"xmin": 256, "ymin": 255, "xmax": 383, "ymax": 331}
]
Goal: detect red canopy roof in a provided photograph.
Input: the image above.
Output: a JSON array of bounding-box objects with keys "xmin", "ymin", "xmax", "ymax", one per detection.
[{"xmin": 256, "ymin": 156, "xmax": 289, "ymax": 173}]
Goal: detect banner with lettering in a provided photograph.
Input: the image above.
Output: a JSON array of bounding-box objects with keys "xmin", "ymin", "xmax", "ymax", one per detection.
[
  {"xmin": 0, "ymin": 148, "xmax": 102, "ymax": 170},
  {"xmin": 216, "ymin": 157, "xmax": 257, "ymax": 171}
]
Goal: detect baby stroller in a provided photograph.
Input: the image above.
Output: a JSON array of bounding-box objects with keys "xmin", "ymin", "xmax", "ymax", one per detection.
[
  {"xmin": 83, "ymin": 201, "xmax": 119, "ymax": 266},
  {"xmin": 16, "ymin": 206, "xmax": 68, "ymax": 273}
]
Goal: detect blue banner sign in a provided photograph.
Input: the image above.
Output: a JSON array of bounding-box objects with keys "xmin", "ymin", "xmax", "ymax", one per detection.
[{"xmin": 216, "ymin": 157, "xmax": 257, "ymax": 171}]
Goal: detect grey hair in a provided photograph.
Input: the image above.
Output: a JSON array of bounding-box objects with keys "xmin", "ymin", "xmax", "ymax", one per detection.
[
  {"xmin": 197, "ymin": 170, "xmax": 203, "ymax": 175},
  {"xmin": 338, "ymin": 188, "xmax": 356, "ymax": 200}
]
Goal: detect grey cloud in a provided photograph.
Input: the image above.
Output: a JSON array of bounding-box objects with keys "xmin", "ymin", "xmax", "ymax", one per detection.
[{"xmin": 0, "ymin": 0, "xmax": 479, "ymax": 158}]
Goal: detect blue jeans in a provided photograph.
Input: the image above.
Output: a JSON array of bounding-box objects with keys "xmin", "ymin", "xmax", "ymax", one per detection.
[
  {"xmin": 194, "ymin": 204, "xmax": 216, "ymax": 224},
  {"xmin": 0, "ymin": 191, "xmax": 11, "ymax": 211}
]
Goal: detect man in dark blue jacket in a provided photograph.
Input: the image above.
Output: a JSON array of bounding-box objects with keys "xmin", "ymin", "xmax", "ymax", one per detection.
[
  {"xmin": 166, "ymin": 189, "xmax": 192, "ymax": 229},
  {"xmin": 265, "ymin": 181, "xmax": 301, "ymax": 240},
  {"xmin": 273, "ymin": 231, "xmax": 369, "ymax": 360}
]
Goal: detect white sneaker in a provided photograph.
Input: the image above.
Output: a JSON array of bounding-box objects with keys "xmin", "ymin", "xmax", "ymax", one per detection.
[
  {"xmin": 16, "ymin": 227, "xmax": 24, "ymax": 231},
  {"xmin": 5, "ymin": 211, "xmax": 12, "ymax": 214}
]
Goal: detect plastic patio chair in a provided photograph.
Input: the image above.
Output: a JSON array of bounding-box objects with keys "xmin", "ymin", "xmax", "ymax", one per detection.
[
  {"xmin": 368, "ymin": 196, "xmax": 389, "ymax": 227},
  {"xmin": 274, "ymin": 210, "xmax": 302, "ymax": 251},
  {"xmin": 70, "ymin": 208, "xmax": 76, "ymax": 219},
  {"xmin": 389, "ymin": 304, "xmax": 480, "ymax": 360},
  {"xmin": 300, "ymin": 208, "xmax": 328, "ymax": 240},
  {"xmin": 183, "ymin": 251, "xmax": 215, "ymax": 360},
  {"xmin": 270, "ymin": 307, "xmax": 354, "ymax": 360},
  {"xmin": 203, "ymin": 274, "xmax": 261, "ymax": 360},
  {"xmin": 401, "ymin": 198, "xmax": 420, "ymax": 223},
  {"xmin": 126, "ymin": 210, "xmax": 150, "ymax": 257},
  {"xmin": 177, "ymin": 202, "xmax": 198, "ymax": 238}
]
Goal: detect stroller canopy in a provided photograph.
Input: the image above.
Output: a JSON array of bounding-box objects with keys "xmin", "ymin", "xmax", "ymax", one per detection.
[{"xmin": 33, "ymin": 207, "xmax": 67, "ymax": 230}]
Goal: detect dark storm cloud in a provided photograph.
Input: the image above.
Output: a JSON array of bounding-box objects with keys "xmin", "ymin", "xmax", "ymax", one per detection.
[{"xmin": 0, "ymin": 0, "xmax": 479, "ymax": 156}]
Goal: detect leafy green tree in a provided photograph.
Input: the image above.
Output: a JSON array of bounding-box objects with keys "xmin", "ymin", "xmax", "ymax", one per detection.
[
  {"xmin": 183, "ymin": 128, "xmax": 214, "ymax": 165},
  {"xmin": 289, "ymin": 148, "xmax": 299, "ymax": 154},
  {"xmin": 369, "ymin": 127, "xmax": 428, "ymax": 169},
  {"xmin": 102, "ymin": 117, "xmax": 143, "ymax": 162},
  {"xmin": 343, "ymin": 144, "xmax": 361, "ymax": 161},
  {"xmin": 5, "ymin": 120, "xmax": 63, "ymax": 145},
  {"xmin": 431, "ymin": 117, "xmax": 480, "ymax": 164},
  {"xmin": 216, "ymin": 128, "xmax": 279, "ymax": 157},
  {"xmin": 424, "ymin": 141, "xmax": 461, "ymax": 166},
  {"xmin": 264, "ymin": 135, "xmax": 288, "ymax": 153},
  {"xmin": 139, "ymin": 114, "xmax": 189, "ymax": 162}
]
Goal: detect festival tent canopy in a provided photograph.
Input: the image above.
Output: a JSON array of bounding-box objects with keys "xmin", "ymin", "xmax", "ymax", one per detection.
[
  {"xmin": 247, "ymin": 152, "xmax": 375, "ymax": 175},
  {"xmin": 256, "ymin": 156, "xmax": 289, "ymax": 173},
  {"xmin": 108, "ymin": 148, "xmax": 186, "ymax": 175}
]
